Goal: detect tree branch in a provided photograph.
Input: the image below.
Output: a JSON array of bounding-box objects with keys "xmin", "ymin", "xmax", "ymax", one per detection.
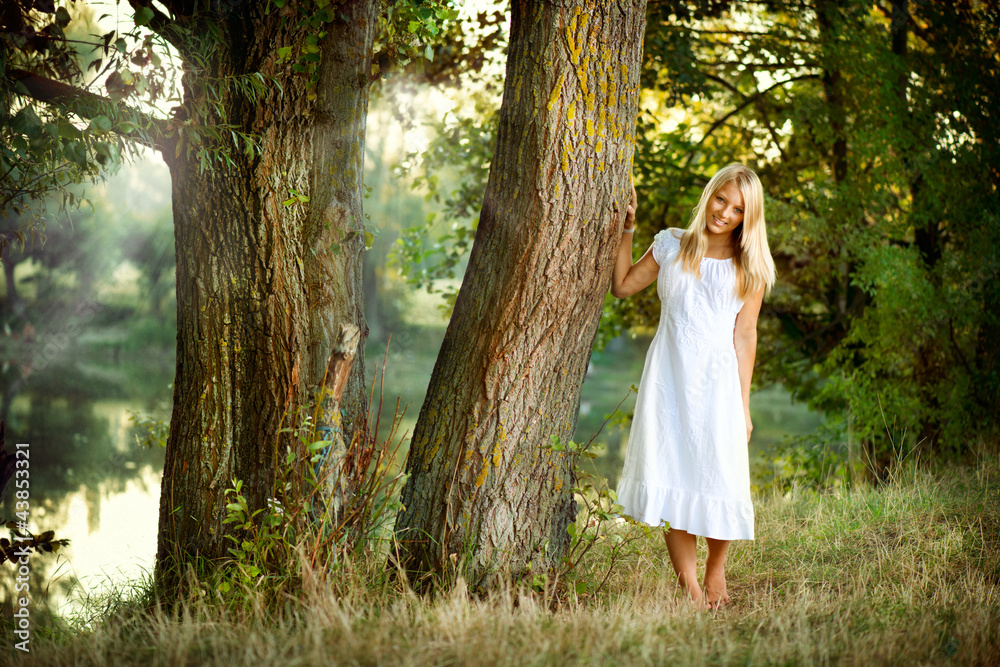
[
  {"xmin": 696, "ymin": 59, "xmax": 821, "ymax": 70},
  {"xmin": 8, "ymin": 68, "xmax": 173, "ymax": 153},
  {"xmin": 655, "ymin": 25, "xmax": 818, "ymax": 44},
  {"xmin": 683, "ymin": 72, "xmax": 820, "ymax": 167}
]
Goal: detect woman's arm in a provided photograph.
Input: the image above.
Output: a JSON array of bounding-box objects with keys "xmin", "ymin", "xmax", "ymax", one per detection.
[
  {"xmin": 734, "ymin": 287, "xmax": 765, "ymax": 443},
  {"xmin": 610, "ymin": 184, "xmax": 659, "ymax": 298}
]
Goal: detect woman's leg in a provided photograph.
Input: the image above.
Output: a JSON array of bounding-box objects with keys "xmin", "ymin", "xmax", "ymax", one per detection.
[
  {"xmin": 703, "ymin": 537, "xmax": 731, "ymax": 609},
  {"xmin": 663, "ymin": 528, "xmax": 702, "ymax": 603}
]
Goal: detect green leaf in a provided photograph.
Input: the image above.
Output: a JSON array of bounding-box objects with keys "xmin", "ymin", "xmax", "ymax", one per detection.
[
  {"xmin": 55, "ymin": 7, "xmax": 72, "ymax": 28},
  {"xmin": 11, "ymin": 107, "xmax": 42, "ymax": 137},
  {"xmin": 89, "ymin": 116, "xmax": 112, "ymax": 133},
  {"xmin": 424, "ymin": 44, "xmax": 434, "ymax": 62},
  {"xmin": 63, "ymin": 141, "xmax": 87, "ymax": 166},
  {"xmin": 134, "ymin": 7, "xmax": 154, "ymax": 26},
  {"xmin": 58, "ymin": 122, "xmax": 82, "ymax": 139},
  {"xmin": 94, "ymin": 141, "xmax": 118, "ymax": 166}
]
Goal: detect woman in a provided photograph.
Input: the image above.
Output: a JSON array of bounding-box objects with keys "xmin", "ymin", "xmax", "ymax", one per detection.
[{"xmin": 610, "ymin": 164, "xmax": 776, "ymax": 609}]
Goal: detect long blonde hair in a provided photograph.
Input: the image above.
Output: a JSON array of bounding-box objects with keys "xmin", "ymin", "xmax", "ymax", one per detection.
[{"xmin": 677, "ymin": 163, "xmax": 776, "ymax": 301}]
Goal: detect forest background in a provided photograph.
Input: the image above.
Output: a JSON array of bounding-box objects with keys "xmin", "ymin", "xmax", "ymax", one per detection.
[{"xmin": 0, "ymin": 0, "xmax": 998, "ymax": 663}]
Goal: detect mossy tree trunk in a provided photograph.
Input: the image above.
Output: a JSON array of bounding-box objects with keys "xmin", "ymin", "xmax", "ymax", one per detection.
[
  {"xmin": 394, "ymin": 0, "xmax": 646, "ymax": 590},
  {"xmin": 156, "ymin": 2, "xmax": 376, "ymax": 581}
]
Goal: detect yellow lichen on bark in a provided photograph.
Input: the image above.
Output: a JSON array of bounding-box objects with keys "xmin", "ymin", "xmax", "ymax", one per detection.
[
  {"xmin": 546, "ymin": 72, "xmax": 566, "ymax": 112},
  {"xmin": 474, "ymin": 460, "xmax": 489, "ymax": 487},
  {"xmin": 565, "ymin": 7, "xmax": 587, "ymax": 66}
]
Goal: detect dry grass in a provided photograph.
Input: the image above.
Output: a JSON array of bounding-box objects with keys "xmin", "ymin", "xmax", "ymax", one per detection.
[{"xmin": 11, "ymin": 452, "xmax": 1000, "ymax": 666}]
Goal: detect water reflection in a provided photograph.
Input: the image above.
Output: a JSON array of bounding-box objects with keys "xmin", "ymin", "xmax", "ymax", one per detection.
[{"xmin": 0, "ymin": 354, "xmax": 169, "ymax": 622}]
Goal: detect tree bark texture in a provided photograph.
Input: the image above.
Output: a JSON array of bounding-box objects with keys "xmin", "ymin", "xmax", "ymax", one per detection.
[
  {"xmin": 156, "ymin": 1, "xmax": 376, "ymax": 578},
  {"xmin": 394, "ymin": 0, "xmax": 646, "ymax": 590}
]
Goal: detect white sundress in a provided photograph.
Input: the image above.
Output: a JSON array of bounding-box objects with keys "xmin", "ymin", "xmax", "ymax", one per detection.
[{"xmin": 616, "ymin": 228, "xmax": 755, "ymax": 540}]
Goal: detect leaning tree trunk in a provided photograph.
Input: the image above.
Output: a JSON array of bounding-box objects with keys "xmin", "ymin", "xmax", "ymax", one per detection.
[
  {"xmin": 394, "ymin": 0, "xmax": 646, "ymax": 590},
  {"xmin": 156, "ymin": 2, "xmax": 376, "ymax": 581}
]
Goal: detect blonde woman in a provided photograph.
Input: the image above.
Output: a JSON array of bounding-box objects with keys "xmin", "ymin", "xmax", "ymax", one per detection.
[{"xmin": 610, "ymin": 163, "xmax": 776, "ymax": 609}]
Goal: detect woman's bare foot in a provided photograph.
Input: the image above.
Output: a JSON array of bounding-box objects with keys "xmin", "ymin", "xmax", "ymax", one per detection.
[
  {"xmin": 703, "ymin": 537, "xmax": 731, "ymax": 610},
  {"xmin": 702, "ymin": 569, "xmax": 730, "ymax": 609},
  {"xmin": 677, "ymin": 571, "xmax": 705, "ymax": 607}
]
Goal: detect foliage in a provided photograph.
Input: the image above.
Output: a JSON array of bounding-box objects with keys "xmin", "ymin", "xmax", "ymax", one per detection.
[
  {"xmin": 396, "ymin": 105, "xmax": 498, "ymax": 313},
  {"xmin": 752, "ymin": 426, "xmax": 851, "ymax": 494},
  {"xmin": 373, "ymin": 0, "xmax": 461, "ymax": 80},
  {"xmin": 0, "ymin": 1, "xmax": 166, "ymax": 236},
  {"xmin": 211, "ymin": 379, "xmax": 409, "ymax": 604},
  {"xmin": 391, "ymin": 6, "xmax": 507, "ymax": 314},
  {"xmin": 0, "ymin": 521, "xmax": 69, "ymax": 566},
  {"xmin": 0, "ymin": 0, "xmax": 462, "ymax": 243},
  {"xmin": 129, "ymin": 411, "xmax": 169, "ymax": 450},
  {"xmin": 540, "ymin": 434, "xmax": 651, "ymax": 601}
]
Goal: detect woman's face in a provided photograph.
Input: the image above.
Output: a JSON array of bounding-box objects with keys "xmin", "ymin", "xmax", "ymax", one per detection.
[{"xmin": 704, "ymin": 180, "xmax": 745, "ymax": 238}]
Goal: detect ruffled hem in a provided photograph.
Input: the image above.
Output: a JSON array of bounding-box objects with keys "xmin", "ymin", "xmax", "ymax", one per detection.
[{"xmin": 617, "ymin": 477, "xmax": 754, "ymax": 540}]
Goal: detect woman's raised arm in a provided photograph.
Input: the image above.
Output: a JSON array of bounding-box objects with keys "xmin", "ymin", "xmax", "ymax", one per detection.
[{"xmin": 610, "ymin": 184, "xmax": 660, "ymax": 298}]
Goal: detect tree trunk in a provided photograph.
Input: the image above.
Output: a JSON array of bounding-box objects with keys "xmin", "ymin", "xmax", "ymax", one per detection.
[
  {"xmin": 155, "ymin": 2, "xmax": 376, "ymax": 581},
  {"xmin": 394, "ymin": 0, "xmax": 646, "ymax": 590}
]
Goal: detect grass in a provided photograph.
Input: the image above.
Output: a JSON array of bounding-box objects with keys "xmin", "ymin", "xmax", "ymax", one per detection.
[{"xmin": 9, "ymin": 446, "xmax": 999, "ymax": 666}]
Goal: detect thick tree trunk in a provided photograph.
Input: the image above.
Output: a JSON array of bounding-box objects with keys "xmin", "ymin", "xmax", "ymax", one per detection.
[
  {"xmin": 156, "ymin": 2, "xmax": 375, "ymax": 580},
  {"xmin": 394, "ymin": 0, "xmax": 646, "ymax": 590}
]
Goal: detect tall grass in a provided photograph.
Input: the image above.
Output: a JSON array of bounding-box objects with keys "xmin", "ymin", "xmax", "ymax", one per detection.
[{"xmin": 10, "ymin": 444, "xmax": 999, "ymax": 666}]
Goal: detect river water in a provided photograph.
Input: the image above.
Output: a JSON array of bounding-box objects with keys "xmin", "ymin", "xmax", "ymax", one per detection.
[{"xmin": 0, "ymin": 350, "xmax": 172, "ymax": 623}]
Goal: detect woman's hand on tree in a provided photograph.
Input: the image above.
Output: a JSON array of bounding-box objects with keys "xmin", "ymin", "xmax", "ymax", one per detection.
[{"xmin": 625, "ymin": 183, "xmax": 637, "ymax": 228}]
